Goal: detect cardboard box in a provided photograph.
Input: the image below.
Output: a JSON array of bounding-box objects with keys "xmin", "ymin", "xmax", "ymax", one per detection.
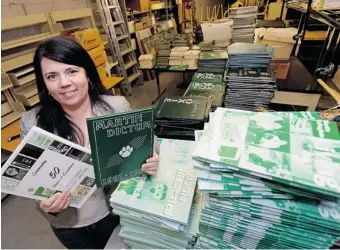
[
  {"xmin": 97, "ymin": 65, "xmax": 108, "ymax": 82},
  {"xmin": 256, "ymin": 28, "xmax": 297, "ymax": 61},
  {"xmin": 88, "ymin": 45, "xmax": 106, "ymax": 67},
  {"xmin": 270, "ymin": 60, "xmax": 291, "ymax": 80},
  {"xmin": 125, "ymin": 0, "xmax": 149, "ymax": 12},
  {"xmin": 72, "ymin": 29, "xmax": 102, "ymax": 51},
  {"xmin": 135, "ymin": 22, "xmax": 144, "ymax": 31}
]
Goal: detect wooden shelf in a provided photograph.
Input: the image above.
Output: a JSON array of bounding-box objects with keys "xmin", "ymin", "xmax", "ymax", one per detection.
[
  {"xmin": 8, "ymin": 73, "xmax": 36, "ymax": 87},
  {"xmin": 1, "ymin": 102, "xmax": 12, "ymax": 117},
  {"xmin": 117, "ymin": 34, "xmax": 129, "ymax": 41},
  {"xmin": 24, "ymin": 94, "xmax": 40, "ymax": 107},
  {"xmin": 2, "ymin": 14, "xmax": 48, "ymax": 31},
  {"xmin": 1, "ymin": 73, "xmax": 13, "ymax": 91},
  {"xmin": 121, "ymin": 47, "xmax": 134, "ymax": 55},
  {"xmin": 125, "ymin": 60, "xmax": 138, "ymax": 70},
  {"xmin": 127, "ymin": 72, "xmax": 141, "ymax": 83},
  {"xmin": 2, "ymin": 33, "xmax": 56, "ymax": 51},
  {"xmin": 1, "ymin": 111, "xmax": 22, "ymax": 129},
  {"xmin": 50, "ymin": 8, "xmax": 94, "ymax": 23},
  {"xmin": 14, "ymin": 81, "xmax": 38, "ymax": 100},
  {"xmin": 14, "ymin": 66, "xmax": 34, "ymax": 78},
  {"xmin": 1, "ymin": 49, "xmax": 36, "ymax": 70}
]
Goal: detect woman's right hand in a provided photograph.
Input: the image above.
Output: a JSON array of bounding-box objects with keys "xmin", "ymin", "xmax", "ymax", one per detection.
[{"xmin": 40, "ymin": 191, "xmax": 71, "ymax": 213}]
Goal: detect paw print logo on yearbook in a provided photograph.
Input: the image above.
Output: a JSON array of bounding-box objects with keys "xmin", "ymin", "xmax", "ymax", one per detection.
[{"xmin": 119, "ymin": 145, "xmax": 134, "ymax": 158}]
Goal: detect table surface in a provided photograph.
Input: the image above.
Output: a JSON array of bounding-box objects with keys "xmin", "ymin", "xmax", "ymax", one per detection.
[{"xmin": 140, "ymin": 66, "xmax": 197, "ymax": 73}]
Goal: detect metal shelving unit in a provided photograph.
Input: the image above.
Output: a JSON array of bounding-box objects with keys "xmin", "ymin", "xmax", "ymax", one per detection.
[{"xmin": 280, "ymin": 0, "xmax": 340, "ymax": 91}]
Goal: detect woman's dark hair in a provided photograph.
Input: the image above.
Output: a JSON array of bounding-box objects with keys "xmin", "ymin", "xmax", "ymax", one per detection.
[{"xmin": 33, "ymin": 36, "xmax": 113, "ymax": 146}]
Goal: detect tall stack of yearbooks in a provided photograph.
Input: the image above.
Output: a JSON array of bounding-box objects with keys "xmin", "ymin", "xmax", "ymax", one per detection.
[
  {"xmin": 110, "ymin": 139, "xmax": 199, "ymax": 249},
  {"xmin": 193, "ymin": 108, "xmax": 340, "ymax": 249},
  {"xmin": 229, "ymin": 6, "xmax": 257, "ymax": 43},
  {"xmin": 198, "ymin": 51, "xmax": 228, "ymax": 74},
  {"xmin": 184, "ymin": 72, "xmax": 226, "ymax": 111},
  {"xmin": 225, "ymin": 43, "xmax": 275, "ymax": 110},
  {"xmin": 155, "ymin": 96, "xmax": 212, "ymax": 140},
  {"xmin": 157, "ymin": 39, "xmax": 173, "ymax": 66}
]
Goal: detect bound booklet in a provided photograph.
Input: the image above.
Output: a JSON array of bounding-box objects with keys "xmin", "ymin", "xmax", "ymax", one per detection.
[
  {"xmin": 87, "ymin": 107, "xmax": 155, "ymax": 187},
  {"xmin": 1, "ymin": 126, "xmax": 96, "ymax": 208}
]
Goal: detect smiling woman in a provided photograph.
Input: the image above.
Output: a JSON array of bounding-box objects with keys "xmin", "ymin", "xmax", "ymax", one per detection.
[{"xmin": 19, "ymin": 37, "xmax": 160, "ymax": 249}]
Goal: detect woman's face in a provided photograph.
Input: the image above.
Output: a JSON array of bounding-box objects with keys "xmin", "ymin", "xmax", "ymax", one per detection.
[{"xmin": 41, "ymin": 57, "xmax": 89, "ymax": 109}]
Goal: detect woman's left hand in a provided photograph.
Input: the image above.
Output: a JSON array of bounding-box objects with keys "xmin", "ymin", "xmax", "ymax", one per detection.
[{"xmin": 142, "ymin": 152, "xmax": 159, "ymax": 176}]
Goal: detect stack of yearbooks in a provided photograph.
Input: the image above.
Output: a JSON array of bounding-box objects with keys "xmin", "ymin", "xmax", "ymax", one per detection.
[
  {"xmin": 212, "ymin": 40, "xmax": 230, "ymax": 51},
  {"xmin": 198, "ymin": 40, "xmax": 214, "ymax": 51},
  {"xmin": 155, "ymin": 96, "xmax": 212, "ymax": 140},
  {"xmin": 173, "ymin": 34, "xmax": 191, "ymax": 47},
  {"xmin": 110, "ymin": 138, "xmax": 199, "ymax": 249},
  {"xmin": 193, "ymin": 108, "xmax": 340, "ymax": 249},
  {"xmin": 183, "ymin": 50, "xmax": 201, "ymax": 69},
  {"xmin": 198, "ymin": 51, "xmax": 228, "ymax": 74},
  {"xmin": 169, "ymin": 47, "xmax": 190, "ymax": 66},
  {"xmin": 229, "ymin": 6, "xmax": 257, "ymax": 43},
  {"xmin": 227, "ymin": 43, "xmax": 274, "ymax": 68},
  {"xmin": 138, "ymin": 54, "xmax": 155, "ymax": 69},
  {"xmin": 157, "ymin": 39, "xmax": 173, "ymax": 66},
  {"xmin": 224, "ymin": 67, "xmax": 276, "ymax": 111},
  {"xmin": 184, "ymin": 72, "xmax": 226, "ymax": 111}
]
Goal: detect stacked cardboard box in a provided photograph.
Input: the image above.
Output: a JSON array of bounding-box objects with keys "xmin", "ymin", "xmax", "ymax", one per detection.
[{"xmin": 71, "ymin": 28, "xmax": 116, "ymax": 90}]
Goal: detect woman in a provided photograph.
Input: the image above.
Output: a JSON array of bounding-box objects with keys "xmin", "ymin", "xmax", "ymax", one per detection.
[{"xmin": 20, "ymin": 37, "xmax": 159, "ymax": 249}]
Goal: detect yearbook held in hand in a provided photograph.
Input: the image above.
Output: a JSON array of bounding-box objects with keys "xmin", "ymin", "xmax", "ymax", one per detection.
[
  {"xmin": 1, "ymin": 126, "xmax": 96, "ymax": 208},
  {"xmin": 87, "ymin": 107, "xmax": 155, "ymax": 188}
]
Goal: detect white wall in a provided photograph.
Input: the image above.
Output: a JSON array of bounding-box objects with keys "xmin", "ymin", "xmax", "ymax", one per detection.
[{"xmin": 1, "ymin": 0, "xmax": 97, "ymax": 18}]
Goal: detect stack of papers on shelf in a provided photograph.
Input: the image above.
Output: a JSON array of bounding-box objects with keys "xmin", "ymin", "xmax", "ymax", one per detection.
[
  {"xmin": 198, "ymin": 51, "xmax": 228, "ymax": 74},
  {"xmin": 229, "ymin": 6, "xmax": 257, "ymax": 43},
  {"xmin": 183, "ymin": 50, "xmax": 201, "ymax": 69},
  {"xmin": 138, "ymin": 54, "xmax": 155, "ymax": 69},
  {"xmin": 193, "ymin": 108, "xmax": 340, "ymax": 249},
  {"xmin": 198, "ymin": 40, "xmax": 214, "ymax": 51},
  {"xmin": 224, "ymin": 67, "xmax": 276, "ymax": 111},
  {"xmin": 184, "ymin": 72, "xmax": 226, "ymax": 111},
  {"xmin": 155, "ymin": 96, "xmax": 212, "ymax": 140},
  {"xmin": 110, "ymin": 138, "xmax": 199, "ymax": 249},
  {"xmin": 227, "ymin": 43, "xmax": 274, "ymax": 68}
]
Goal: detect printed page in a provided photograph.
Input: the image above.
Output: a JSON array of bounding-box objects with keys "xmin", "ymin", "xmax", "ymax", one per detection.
[{"xmin": 1, "ymin": 126, "xmax": 96, "ymax": 208}]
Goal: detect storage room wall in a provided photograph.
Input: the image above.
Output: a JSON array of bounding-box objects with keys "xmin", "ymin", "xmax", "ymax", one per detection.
[
  {"xmin": 195, "ymin": 0, "xmax": 226, "ymax": 22},
  {"xmin": 1, "ymin": 0, "xmax": 97, "ymax": 18}
]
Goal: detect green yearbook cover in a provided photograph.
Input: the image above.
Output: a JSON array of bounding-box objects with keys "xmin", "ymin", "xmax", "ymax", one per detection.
[
  {"xmin": 87, "ymin": 108, "xmax": 155, "ymax": 187},
  {"xmin": 156, "ymin": 96, "xmax": 209, "ymax": 121},
  {"xmin": 110, "ymin": 162, "xmax": 197, "ymax": 225}
]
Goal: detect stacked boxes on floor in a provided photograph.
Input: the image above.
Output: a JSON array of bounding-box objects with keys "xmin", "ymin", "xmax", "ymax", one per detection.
[{"xmin": 71, "ymin": 29, "xmax": 114, "ymax": 90}]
